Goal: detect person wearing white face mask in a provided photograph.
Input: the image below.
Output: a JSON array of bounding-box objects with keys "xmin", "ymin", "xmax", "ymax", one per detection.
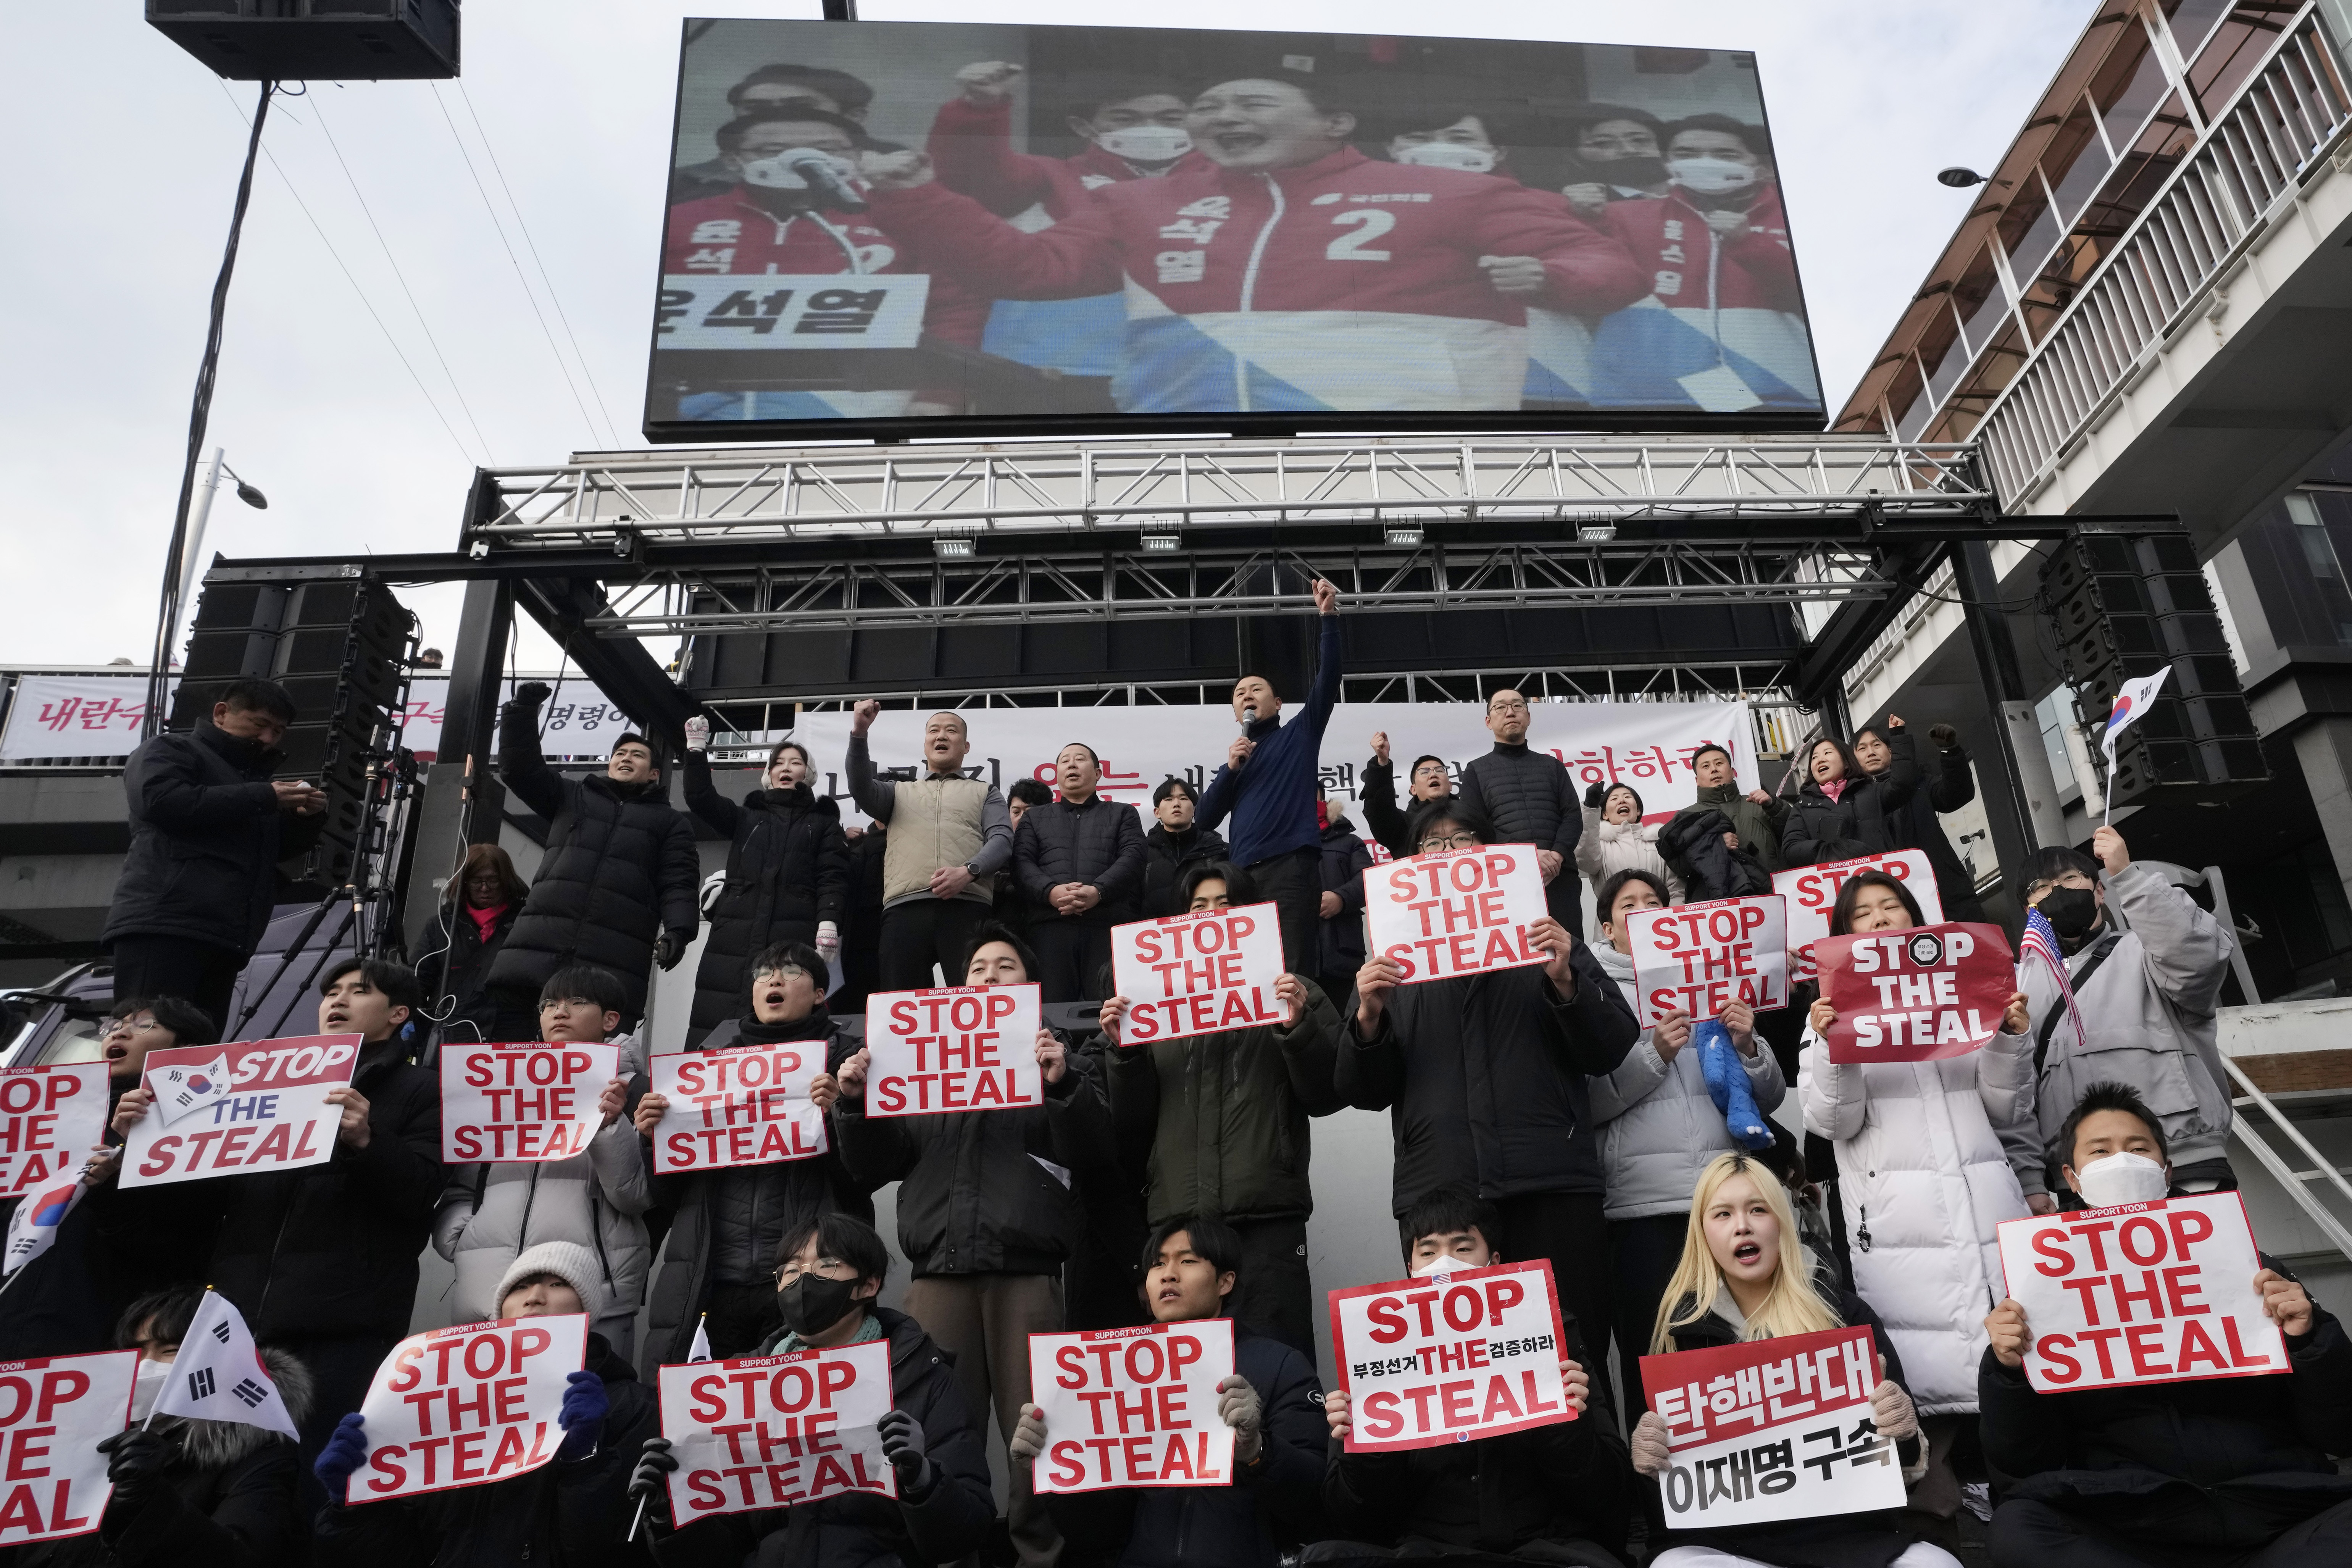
[
  {"xmin": 85, "ymin": 1285, "xmax": 314, "ymax": 1566},
  {"xmin": 927, "ymin": 62, "xmax": 1207, "ymax": 386},
  {"xmin": 1589, "ymin": 113, "xmax": 1820, "ymax": 413},
  {"xmin": 1979, "ymin": 1082, "xmax": 2352, "ymax": 1567}
]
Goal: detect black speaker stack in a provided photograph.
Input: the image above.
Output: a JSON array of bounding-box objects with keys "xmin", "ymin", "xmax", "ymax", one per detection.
[
  {"xmin": 2039, "ymin": 530, "xmax": 2266, "ymax": 810},
  {"xmin": 146, "ymin": 0, "xmax": 460, "ymax": 81},
  {"xmin": 173, "ymin": 578, "xmax": 419, "ymax": 886}
]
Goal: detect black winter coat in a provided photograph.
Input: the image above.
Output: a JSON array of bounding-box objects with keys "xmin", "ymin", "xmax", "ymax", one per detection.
[
  {"xmin": 683, "ymin": 755, "xmax": 850, "ymax": 1034},
  {"xmin": 649, "ymin": 1308, "xmax": 995, "ymax": 1568},
  {"xmin": 640, "ymin": 1012, "xmax": 873, "ymax": 1375},
  {"xmin": 833, "ymin": 1047, "xmax": 1113, "ymax": 1276},
  {"xmin": 1358, "ymin": 755, "xmax": 1451, "ymax": 863},
  {"xmin": 1016, "ymin": 794, "xmax": 1148, "ymax": 924},
  {"xmin": 1338, "ymin": 949, "xmax": 1637, "ymax": 1213},
  {"xmin": 1872, "ymin": 741, "xmax": 1986, "ymax": 921},
  {"xmin": 1653, "ymin": 1282, "xmax": 1925, "ymax": 1568},
  {"xmin": 1456, "ymin": 742, "xmax": 1582, "ymax": 863},
  {"xmin": 1658, "ymin": 809, "xmax": 1774, "ymax": 904},
  {"xmin": 1050, "ymin": 1325, "xmax": 1328, "ymax": 1568},
  {"xmin": 1141, "ymin": 823, "xmax": 1226, "ymax": 918},
  {"xmin": 15, "ymin": 1348, "xmax": 313, "ymax": 1568},
  {"xmin": 489, "ymin": 699, "xmax": 701, "ymax": 1017},
  {"xmin": 1316, "ymin": 817, "xmax": 1373, "ymax": 977},
  {"xmin": 1326, "ymin": 1310, "xmax": 1629, "ymax": 1556},
  {"xmin": 103, "ymin": 717, "xmax": 322, "ymax": 957},
  {"xmin": 1978, "ymin": 1261, "xmax": 2352, "ymax": 1553},
  {"xmin": 318, "ymin": 1332, "xmax": 657, "ymax": 1567},
  {"xmin": 203, "ymin": 1038, "xmax": 444, "ymax": 1342},
  {"xmin": 415, "ymin": 900, "xmax": 521, "ymax": 1042},
  {"xmin": 1779, "ymin": 732, "xmax": 1921, "ymax": 868}
]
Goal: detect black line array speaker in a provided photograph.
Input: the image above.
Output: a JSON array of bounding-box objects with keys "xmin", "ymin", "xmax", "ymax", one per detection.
[
  {"xmin": 174, "ymin": 578, "xmax": 417, "ymax": 885},
  {"xmin": 147, "ymin": 0, "xmax": 459, "ymax": 82},
  {"xmin": 2039, "ymin": 531, "xmax": 2267, "ymax": 810}
]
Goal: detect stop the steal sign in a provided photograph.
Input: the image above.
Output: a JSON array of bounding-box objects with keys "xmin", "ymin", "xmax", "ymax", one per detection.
[
  {"xmin": 1362, "ymin": 844, "xmax": 1550, "ymax": 984},
  {"xmin": 863, "ymin": 984, "xmax": 1042, "ymax": 1116},
  {"xmin": 1624, "ymin": 897, "xmax": 1790, "ymax": 1025},
  {"xmin": 121, "ymin": 1035, "xmax": 363, "ymax": 1188},
  {"xmin": 1330, "ymin": 1260, "xmax": 1574, "ymax": 1452},
  {"xmin": 1110, "ymin": 902, "xmax": 1286, "ymax": 1043}
]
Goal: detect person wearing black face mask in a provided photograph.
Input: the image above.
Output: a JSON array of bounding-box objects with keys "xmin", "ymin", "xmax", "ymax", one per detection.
[
  {"xmin": 1558, "ymin": 103, "xmax": 1671, "ymax": 221},
  {"xmin": 629, "ymin": 1214, "xmax": 995, "ymax": 1566},
  {"xmin": 2018, "ymin": 826, "xmax": 2239, "ymax": 1199}
]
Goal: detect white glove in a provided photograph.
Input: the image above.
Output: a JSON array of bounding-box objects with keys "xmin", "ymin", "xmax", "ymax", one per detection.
[
  {"xmin": 1217, "ymin": 1375, "xmax": 1263, "ymax": 1465},
  {"xmin": 1870, "ymin": 1378, "xmax": 1918, "ymax": 1442},
  {"xmin": 683, "ymin": 716, "xmax": 710, "ymax": 752},
  {"xmin": 1008, "ymin": 1404, "xmax": 1046, "ymax": 1468},
  {"xmin": 1631, "ymin": 1410, "xmax": 1672, "ymax": 1476},
  {"xmin": 815, "ymin": 921, "xmax": 840, "ymax": 959}
]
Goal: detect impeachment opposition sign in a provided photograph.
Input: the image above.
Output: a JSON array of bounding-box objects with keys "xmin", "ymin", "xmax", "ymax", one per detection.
[
  {"xmin": 863, "ymin": 984, "xmax": 1042, "ymax": 1115},
  {"xmin": 1817, "ymin": 923, "xmax": 2015, "ymax": 1064},
  {"xmin": 121, "ymin": 1036, "xmax": 362, "ymax": 1188},
  {"xmin": 1363, "ymin": 844, "xmax": 1551, "ymax": 984},
  {"xmin": 1329, "ymin": 1261, "xmax": 1574, "ymax": 1453},
  {"xmin": 1110, "ymin": 903, "xmax": 1286, "ymax": 1042},
  {"xmin": 1624, "ymin": 896, "xmax": 1789, "ymax": 1024},
  {"xmin": 0, "ymin": 1065, "xmax": 106, "ymax": 1198},
  {"xmin": 1028, "ymin": 1319, "xmax": 1235, "ymax": 1494},
  {"xmin": 658, "ymin": 1340, "xmax": 896, "ymax": 1524}
]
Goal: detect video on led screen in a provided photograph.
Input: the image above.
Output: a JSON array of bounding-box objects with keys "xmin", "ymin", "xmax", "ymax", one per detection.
[{"xmin": 647, "ymin": 19, "xmax": 1823, "ymax": 439}]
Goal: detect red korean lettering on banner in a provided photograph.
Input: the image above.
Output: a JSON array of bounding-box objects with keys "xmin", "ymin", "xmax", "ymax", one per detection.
[
  {"xmin": 1624, "ymin": 897, "xmax": 1791, "ymax": 1026},
  {"xmin": 1996, "ymin": 1193, "xmax": 2288, "ymax": 1394},
  {"xmin": 1110, "ymin": 903, "xmax": 1287, "ymax": 1043},
  {"xmin": 1818, "ymin": 923, "xmax": 2016, "ymax": 1063},
  {"xmin": 863, "ymin": 984, "xmax": 1042, "ymax": 1116}
]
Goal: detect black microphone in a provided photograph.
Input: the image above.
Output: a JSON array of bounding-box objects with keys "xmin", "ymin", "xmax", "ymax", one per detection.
[{"xmin": 782, "ymin": 148, "xmax": 868, "ymax": 213}]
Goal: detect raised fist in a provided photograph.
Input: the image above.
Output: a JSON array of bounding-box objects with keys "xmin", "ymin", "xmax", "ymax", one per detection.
[{"xmin": 511, "ymin": 681, "xmax": 553, "ymax": 708}]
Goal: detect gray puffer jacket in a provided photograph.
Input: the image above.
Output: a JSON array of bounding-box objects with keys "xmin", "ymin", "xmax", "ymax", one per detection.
[
  {"xmin": 434, "ymin": 1036, "xmax": 652, "ymax": 1349},
  {"xmin": 2020, "ymin": 861, "xmax": 2236, "ymax": 1173},
  {"xmin": 1587, "ymin": 945, "xmax": 1784, "ymax": 1221}
]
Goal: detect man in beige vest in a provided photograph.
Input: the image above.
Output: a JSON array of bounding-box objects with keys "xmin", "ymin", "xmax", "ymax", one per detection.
[{"xmin": 847, "ymin": 704, "xmax": 1015, "ymax": 989}]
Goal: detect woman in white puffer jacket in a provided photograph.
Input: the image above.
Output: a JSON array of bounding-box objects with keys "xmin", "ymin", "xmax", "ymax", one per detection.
[
  {"xmin": 1799, "ymin": 871, "xmax": 2034, "ymax": 1483},
  {"xmin": 1573, "ymin": 782, "xmax": 1684, "ymax": 923}
]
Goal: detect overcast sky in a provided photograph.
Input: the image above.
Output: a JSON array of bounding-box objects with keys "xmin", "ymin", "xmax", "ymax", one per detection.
[{"xmin": 0, "ymin": 1, "xmax": 2089, "ymax": 672}]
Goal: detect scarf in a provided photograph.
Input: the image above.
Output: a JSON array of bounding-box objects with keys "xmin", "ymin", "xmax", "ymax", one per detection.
[
  {"xmin": 766, "ymin": 1309, "xmax": 886, "ymax": 1358},
  {"xmin": 1818, "ymin": 778, "xmax": 1848, "ymax": 803},
  {"xmin": 465, "ymin": 903, "xmax": 507, "ymax": 940}
]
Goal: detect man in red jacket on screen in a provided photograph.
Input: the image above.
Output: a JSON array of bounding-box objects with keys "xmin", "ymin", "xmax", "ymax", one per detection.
[{"xmin": 861, "ymin": 71, "xmax": 1647, "ymax": 416}]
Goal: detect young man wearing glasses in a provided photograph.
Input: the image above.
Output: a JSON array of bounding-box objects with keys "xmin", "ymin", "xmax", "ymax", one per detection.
[
  {"xmin": 1339, "ymin": 803, "xmax": 1639, "ymax": 1357},
  {"xmin": 1456, "ymin": 688, "xmax": 1586, "ymax": 927}
]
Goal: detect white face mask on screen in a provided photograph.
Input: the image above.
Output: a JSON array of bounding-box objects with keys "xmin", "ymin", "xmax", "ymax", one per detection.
[
  {"xmin": 1396, "ymin": 142, "xmax": 1497, "ymax": 174},
  {"xmin": 2073, "ymin": 1151, "xmax": 2169, "ymax": 1209},
  {"xmin": 1096, "ymin": 126, "xmax": 1193, "ymax": 162},
  {"xmin": 1666, "ymin": 156, "xmax": 1757, "ymax": 194}
]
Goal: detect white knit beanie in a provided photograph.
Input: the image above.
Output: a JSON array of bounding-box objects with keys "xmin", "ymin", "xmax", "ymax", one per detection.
[{"xmin": 493, "ymin": 1241, "xmax": 611, "ymax": 1324}]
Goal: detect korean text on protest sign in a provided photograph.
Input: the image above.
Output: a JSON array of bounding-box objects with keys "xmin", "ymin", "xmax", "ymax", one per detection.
[
  {"xmin": 657, "ymin": 1339, "xmax": 895, "ymax": 1525},
  {"xmin": 0, "ymin": 1065, "xmax": 106, "ymax": 1198},
  {"xmin": 1362, "ymin": 844, "xmax": 1550, "ymax": 985},
  {"xmin": 1774, "ymin": 851, "xmax": 1940, "ymax": 981},
  {"xmin": 1028, "ymin": 1318, "xmax": 1235, "ymax": 1493},
  {"xmin": 863, "ymin": 984, "xmax": 1042, "ymax": 1117},
  {"xmin": 440, "ymin": 1044, "xmax": 619, "ymax": 1163},
  {"xmin": 354, "ymin": 1314, "xmax": 587, "ymax": 1501},
  {"xmin": 121, "ymin": 1035, "xmax": 362, "ymax": 1189},
  {"xmin": 0, "ymin": 1350, "xmax": 136, "ymax": 1547},
  {"xmin": 1329, "ymin": 1261, "xmax": 1574, "ymax": 1453},
  {"xmin": 1624, "ymin": 897, "xmax": 1790, "ymax": 1026},
  {"xmin": 1818, "ymin": 923, "xmax": 2016, "ymax": 1064},
  {"xmin": 650, "ymin": 1042, "xmax": 828, "ymax": 1175},
  {"xmin": 1639, "ymin": 1326, "xmax": 1903, "ymax": 1529},
  {"xmin": 1110, "ymin": 903, "xmax": 1286, "ymax": 1043},
  {"xmin": 1995, "ymin": 1193, "xmax": 2287, "ymax": 1394}
]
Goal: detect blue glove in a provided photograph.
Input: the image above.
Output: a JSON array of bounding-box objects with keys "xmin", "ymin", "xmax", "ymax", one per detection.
[
  {"xmin": 557, "ymin": 1369, "xmax": 608, "ymax": 1460},
  {"xmin": 1695, "ymin": 1018, "xmax": 1774, "ymax": 1152},
  {"xmin": 315, "ymin": 1412, "xmax": 369, "ymax": 1505}
]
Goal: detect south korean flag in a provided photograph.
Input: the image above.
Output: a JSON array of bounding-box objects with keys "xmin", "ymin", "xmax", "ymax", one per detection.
[
  {"xmin": 152, "ymin": 1053, "xmax": 234, "ymax": 1127},
  {"xmin": 153, "ymin": 1288, "xmax": 299, "ymax": 1439}
]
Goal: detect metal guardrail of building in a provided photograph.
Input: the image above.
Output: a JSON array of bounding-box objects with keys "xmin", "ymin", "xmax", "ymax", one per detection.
[{"xmin": 1979, "ymin": 8, "xmax": 2352, "ymax": 503}]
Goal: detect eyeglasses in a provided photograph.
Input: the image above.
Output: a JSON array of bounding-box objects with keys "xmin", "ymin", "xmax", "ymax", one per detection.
[
  {"xmin": 1489, "ymin": 699, "xmax": 1530, "ymax": 713},
  {"xmin": 1419, "ymin": 833, "xmax": 1480, "ymax": 853},
  {"xmin": 776, "ymin": 1256, "xmax": 849, "ymax": 1283},
  {"xmin": 2026, "ymin": 875, "xmax": 2095, "ymax": 901}
]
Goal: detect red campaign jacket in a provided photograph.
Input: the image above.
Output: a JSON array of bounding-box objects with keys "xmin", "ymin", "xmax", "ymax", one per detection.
[
  {"xmin": 865, "ymin": 145, "xmax": 1647, "ymax": 324},
  {"xmin": 925, "ymin": 97, "xmax": 1211, "ymax": 222},
  {"xmin": 660, "ymin": 186, "xmax": 989, "ymax": 346},
  {"xmin": 1597, "ymin": 184, "xmax": 1802, "ymax": 313}
]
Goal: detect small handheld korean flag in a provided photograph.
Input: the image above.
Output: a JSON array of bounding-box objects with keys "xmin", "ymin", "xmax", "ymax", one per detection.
[
  {"xmin": 153, "ymin": 1288, "xmax": 300, "ymax": 1439},
  {"xmin": 2100, "ymin": 668, "xmax": 2172, "ymax": 825},
  {"xmin": 153, "ymin": 1053, "xmax": 235, "ymax": 1127},
  {"xmin": 3, "ymin": 1179, "xmax": 83, "ymax": 1276}
]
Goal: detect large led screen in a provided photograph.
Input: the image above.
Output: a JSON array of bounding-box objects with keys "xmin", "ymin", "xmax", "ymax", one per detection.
[{"xmin": 648, "ymin": 19, "xmax": 1823, "ymax": 440}]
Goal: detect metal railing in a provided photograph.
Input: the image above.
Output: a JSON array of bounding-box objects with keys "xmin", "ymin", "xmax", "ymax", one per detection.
[{"xmin": 1978, "ymin": 9, "xmax": 2352, "ymax": 502}]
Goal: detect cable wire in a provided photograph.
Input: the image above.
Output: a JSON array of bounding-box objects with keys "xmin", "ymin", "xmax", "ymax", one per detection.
[
  {"xmin": 213, "ymin": 82, "xmax": 479, "ymax": 466},
  {"xmin": 453, "ymin": 79, "xmax": 624, "ymax": 446},
  {"xmin": 428, "ymin": 82, "xmax": 612, "ymax": 447},
  {"xmin": 308, "ymin": 94, "xmax": 499, "ymax": 463}
]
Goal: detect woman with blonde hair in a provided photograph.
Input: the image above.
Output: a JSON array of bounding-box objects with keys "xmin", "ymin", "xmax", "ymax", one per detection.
[{"xmin": 1634, "ymin": 1152, "xmax": 1954, "ymax": 1568}]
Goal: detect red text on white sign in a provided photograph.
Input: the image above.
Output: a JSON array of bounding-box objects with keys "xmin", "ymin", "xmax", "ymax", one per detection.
[
  {"xmin": 863, "ymin": 985, "xmax": 1042, "ymax": 1116},
  {"xmin": 0, "ymin": 1066, "xmax": 106, "ymax": 1198},
  {"xmin": 1625, "ymin": 898, "xmax": 1790, "ymax": 1025},
  {"xmin": 658, "ymin": 1339, "xmax": 895, "ymax": 1524},
  {"xmin": 357, "ymin": 1315, "xmax": 587, "ymax": 1500},
  {"xmin": 0, "ymin": 1351, "xmax": 138, "ymax": 1545},
  {"xmin": 1110, "ymin": 903, "xmax": 1286, "ymax": 1043},
  {"xmin": 441, "ymin": 1044, "xmax": 619, "ymax": 1163},
  {"xmin": 121, "ymin": 1036, "xmax": 362, "ymax": 1189},
  {"xmin": 1329, "ymin": 1261, "xmax": 1574, "ymax": 1453},
  {"xmin": 651, "ymin": 1044, "xmax": 827, "ymax": 1174},
  {"xmin": 1362, "ymin": 845, "xmax": 1550, "ymax": 984},
  {"xmin": 1028, "ymin": 1319, "xmax": 1235, "ymax": 1494}
]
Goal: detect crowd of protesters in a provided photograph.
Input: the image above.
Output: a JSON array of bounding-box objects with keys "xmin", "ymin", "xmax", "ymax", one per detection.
[{"xmin": 9, "ymin": 586, "xmax": 2340, "ymax": 1568}]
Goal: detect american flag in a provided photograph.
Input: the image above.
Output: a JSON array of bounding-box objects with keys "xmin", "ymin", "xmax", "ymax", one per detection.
[{"xmin": 2021, "ymin": 907, "xmax": 2085, "ymax": 1051}]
